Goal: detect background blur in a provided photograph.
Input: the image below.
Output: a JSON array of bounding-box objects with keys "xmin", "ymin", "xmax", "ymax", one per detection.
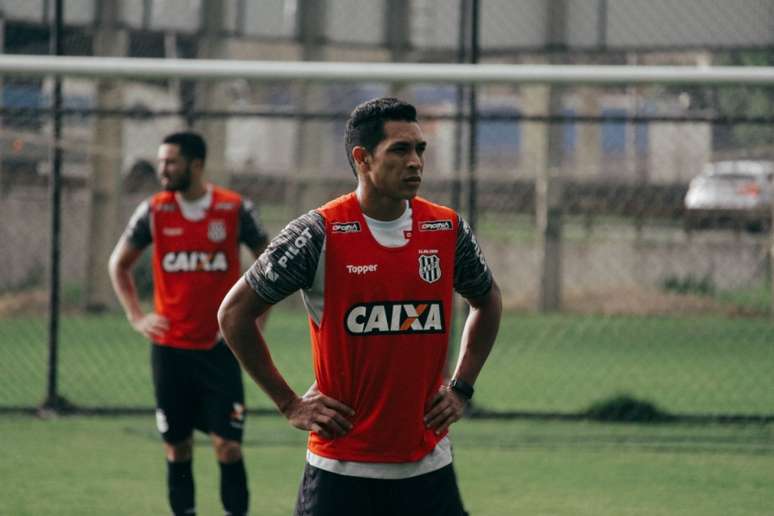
[{"xmin": 1, "ymin": 0, "xmax": 774, "ymax": 421}]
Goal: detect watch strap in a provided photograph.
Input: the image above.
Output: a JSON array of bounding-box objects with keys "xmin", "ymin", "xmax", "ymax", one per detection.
[{"xmin": 449, "ymin": 378, "xmax": 474, "ymax": 400}]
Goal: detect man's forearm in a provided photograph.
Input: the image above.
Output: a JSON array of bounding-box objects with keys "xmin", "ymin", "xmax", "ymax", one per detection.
[
  {"xmin": 110, "ymin": 267, "xmax": 144, "ymax": 322},
  {"xmin": 453, "ymin": 283, "xmax": 502, "ymax": 385},
  {"xmin": 222, "ymin": 319, "xmax": 298, "ymax": 414}
]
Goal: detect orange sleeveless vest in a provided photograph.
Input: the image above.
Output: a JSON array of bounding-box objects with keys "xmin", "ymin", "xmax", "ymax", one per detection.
[
  {"xmin": 150, "ymin": 186, "xmax": 242, "ymax": 350},
  {"xmin": 309, "ymin": 192, "xmax": 457, "ymax": 462}
]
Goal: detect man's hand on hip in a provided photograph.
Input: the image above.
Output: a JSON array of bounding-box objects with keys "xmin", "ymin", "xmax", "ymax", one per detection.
[
  {"xmin": 282, "ymin": 382, "xmax": 355, "ymax": 440},
  {"xmin": 424, "ymin": 386, "xmax": 467, "ymax": 435},
  {"xmin": 130, "ymin": 313, "xmax": 169, "ymax": 341}
]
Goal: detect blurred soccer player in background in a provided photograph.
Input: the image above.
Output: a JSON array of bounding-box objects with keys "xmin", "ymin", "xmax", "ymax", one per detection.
[
  {"xmin": 218, "ymin": 97, "xmax": 502, "ymax": 516},
  {"xmin": 108, "ymin": 131, "xmax": 269, "ymax": 516}
]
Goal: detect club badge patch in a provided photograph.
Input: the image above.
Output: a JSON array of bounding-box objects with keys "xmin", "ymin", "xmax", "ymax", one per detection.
[
  {"xmin": 419, "ymin": 253, "xmax": 441, "ymax": 284},
  {"xmin": 208, "ymin": 219, "xmax": 227, "ymax": 242}
]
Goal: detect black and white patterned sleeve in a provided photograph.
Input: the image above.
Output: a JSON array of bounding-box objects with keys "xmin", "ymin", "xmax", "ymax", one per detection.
[
  {"xmin": 453, "ymin": 214, "xmax": 493, "ymax": 299},
  {"xmin": 244, "ymin": 210, "xmax": 325, "ymax": 305},
  {"xmin": 124, "ymin": 199, "xmax": 152, "ymax": 250},
  {"xmin": 238, "ymin": 198, "xmax": 270, "ymax": 250}
]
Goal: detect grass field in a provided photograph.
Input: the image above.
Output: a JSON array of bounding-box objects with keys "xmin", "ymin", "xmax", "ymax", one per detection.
[
  {"xmin": 3, "ymin": 302, "xmax": 774, "ymax": 514},
  {"xmin": 2, "ymin": 303, "xmax": 774, "ymax": 417},
  {"xmin": 2, "ymin": 414, "xmax": 773, "ymax": 515}
]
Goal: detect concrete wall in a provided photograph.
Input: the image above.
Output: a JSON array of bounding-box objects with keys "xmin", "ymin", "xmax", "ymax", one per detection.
[{"xmin": 2, "ymin": 185, "xmax": 767, "ymax": 313}]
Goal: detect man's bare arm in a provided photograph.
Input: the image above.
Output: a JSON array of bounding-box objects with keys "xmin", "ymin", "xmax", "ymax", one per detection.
[
  {"xmin": 218, "ymin": 277, "xmax": 354, "ymax": 439},
  {"xmin": 451, "ymin": 279, "xmax": 502, "ymax": 386},
  {"xmin": 108, "ymin": 237, "xmax": 168, "ymax": 340},
  {"xmin": 424, "ymin": 280, "xmax": 502, "ymax": 433},
  {"xmin": 248, "ymin": 243, "xmax": 270, "ymax": 331}
]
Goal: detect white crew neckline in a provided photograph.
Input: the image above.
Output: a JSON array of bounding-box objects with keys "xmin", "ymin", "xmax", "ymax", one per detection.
[
  {"xmin": 362, "ymin": 201, "xmax": 412, "ymax": 248},
  {"xmin": 175, "ymin": 185, "xmax": 212, "ymax": 221}
]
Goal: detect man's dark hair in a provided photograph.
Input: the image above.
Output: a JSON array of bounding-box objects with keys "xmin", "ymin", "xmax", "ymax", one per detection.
[
  {"xmin": 345, "ymin": 97, "xmax": 417, "ymax": 175},
  {"xmin": 162, "ymin": 131, "xmax": 207, "ymax": 164}
]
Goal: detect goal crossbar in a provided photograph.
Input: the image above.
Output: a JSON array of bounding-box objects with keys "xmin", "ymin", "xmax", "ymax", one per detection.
[{"xmin": 2, "ymin": 54, "xmax": 774, "ymax": 86}]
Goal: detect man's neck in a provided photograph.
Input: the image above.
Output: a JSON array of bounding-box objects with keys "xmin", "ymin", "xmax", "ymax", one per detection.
[
  {"xmin": 178, "ymin": 182, "xmax": 208, "ymax": 202},
  {"xmin": 356, "ymin": 187, "xmax": 408, "ymax": 221}
]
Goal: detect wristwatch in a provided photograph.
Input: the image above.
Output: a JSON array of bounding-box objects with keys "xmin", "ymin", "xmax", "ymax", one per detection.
[{"xmin": 449, "ymin": 378, "xmax": 475, "ymax": 401}]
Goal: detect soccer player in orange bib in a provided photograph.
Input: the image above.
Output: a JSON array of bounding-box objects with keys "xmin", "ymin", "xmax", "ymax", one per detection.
[
  {"xmin": 219, "ymin": 97, "xmax": 502, "ymax": 516},
  {"xmin": 108, "ymin": 131, "xmax": 269, "ymax": 516}
]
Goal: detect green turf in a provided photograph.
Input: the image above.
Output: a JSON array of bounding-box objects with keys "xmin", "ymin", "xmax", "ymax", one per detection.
[
  {"xmin": 2, "ymin": 414, "xmax": 773, "ymax": 516},
  {"xmin": 2, "ymin": 304, "xmax": 774, "ymax": 417},
  {"xmin": 477, "ymin": 313, "xmax": 774, "ymax": 415}
]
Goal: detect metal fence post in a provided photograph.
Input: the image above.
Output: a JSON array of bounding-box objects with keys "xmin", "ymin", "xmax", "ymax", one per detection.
[{"xmin": 41, "ymin": 0, "xmax": 65, "ymax": 413}]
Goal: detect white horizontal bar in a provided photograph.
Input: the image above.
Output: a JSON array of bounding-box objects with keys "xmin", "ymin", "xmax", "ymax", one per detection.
[{"xmin": 2, "ymin": 54, "xmax": 774, "ymax": 85}]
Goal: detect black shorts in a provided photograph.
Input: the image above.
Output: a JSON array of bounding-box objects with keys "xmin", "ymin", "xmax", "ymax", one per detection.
[
  {"xmin": 294, "ymin": 463, "xmax": 469, "ymax": 516},
  {"xmin": 151, "ymin": 340, "xmax": 245, "ymax": 444}
]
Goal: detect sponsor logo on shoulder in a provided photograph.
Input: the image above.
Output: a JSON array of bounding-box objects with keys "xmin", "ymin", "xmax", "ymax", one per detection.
[
  {"xmin": 156, "ymin": 203, "xmax": 176, "ymax": 212},
  {"xmin": 263, "ymin": 262, "xmax": 279, "ymax": 282},
  {"xmin": 332, "ymin": 221, "xmax": 361, "ymax": 233},
  {"xmin": 214, "ymin": 202, "xmax": 236, "ymax": 211},
  {"xmin": 345, "ymin": 300, "xmax": 445, "ymax": 335},
  {"xmin": 277, "ymin": 227, "xmax": 314, "ymax": 269},
  {"xmin": 162, "ymin": 227, "xmax": 183, "ymax": 237},
  {"xmin": 419, "ymin": 219, "xmax": 453, "ymax": 232},
  {"xmin": 346, "ymin": 264, "xmax": 378, "ymax": 275}
]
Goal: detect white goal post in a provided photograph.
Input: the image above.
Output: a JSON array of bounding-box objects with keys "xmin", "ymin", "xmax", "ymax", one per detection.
[{"xmin": 2, "ymin": 54, "xmax": 774, "ymax": 85}]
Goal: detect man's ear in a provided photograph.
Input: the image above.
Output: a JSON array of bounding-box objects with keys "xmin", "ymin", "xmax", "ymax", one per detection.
[
  {"xmin": 352, "ymin": 146, "xmax": 369, "ymax": 167},
  {"xmin": 190, "ymin": 158, "xmax": 205, "ymax": 174}
]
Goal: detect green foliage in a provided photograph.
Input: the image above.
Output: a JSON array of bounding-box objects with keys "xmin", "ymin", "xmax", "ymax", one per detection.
[
  {"xmin": 62, "ymin": 282, "xmax": 82, "ymax": 307},
  {"xmin": 660, "ymin": 274, "xmax": 715, "ymax": 296},
  {"xmin": 714, "ymin": 54, "xmax": 774, "ymax": 149},
  {"xmin": 665, "ymin": 50, "xmax": 774, "ymax": 151},
  {"xmin": 716, "ymin": 284, "xmax": 771, "ymax": 314},
  {"xmin": 585, "ymin": 393, "xmax": 674, "ymax": 423}
]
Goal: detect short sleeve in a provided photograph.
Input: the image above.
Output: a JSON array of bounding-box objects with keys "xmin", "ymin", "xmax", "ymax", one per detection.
[
  {"xmin": 453, "ymin": 215, "xmax": 493, "ymax": 299},
  {"xmin": 244, "ymin": 210, "xmax": 325, "ymax": 305},
  {"xmin": 238, "ymin": 198, "xmax": 270, "ymax": 250},
  {"xmin": 124, "ymin": 200, "xmax": 152, "ymax": 249}
]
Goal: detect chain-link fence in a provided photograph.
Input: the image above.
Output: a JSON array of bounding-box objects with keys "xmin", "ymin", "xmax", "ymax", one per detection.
[{"xmin": 1, "ymin": 0, "xmax": 773, "ymax": 420}]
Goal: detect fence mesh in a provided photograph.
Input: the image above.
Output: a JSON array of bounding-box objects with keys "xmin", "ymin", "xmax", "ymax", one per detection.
[{"xmin": 1, "ymin": 0, "xmax": 774, "ymax": 420}]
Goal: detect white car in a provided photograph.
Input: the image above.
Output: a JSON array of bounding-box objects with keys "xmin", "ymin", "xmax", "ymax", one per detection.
[{"xmin": 684, "ymin": 160, "xmax": 774, "ymax": 231}]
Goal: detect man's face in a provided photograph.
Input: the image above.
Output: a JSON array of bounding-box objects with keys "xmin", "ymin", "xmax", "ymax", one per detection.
[
  {"xmin": 361, "ymin": 120, "xmax": 427, "ymax": 201},
  {"xmin": 157, "ymin": 143, "xmax": 192, "ymax": 192}
]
